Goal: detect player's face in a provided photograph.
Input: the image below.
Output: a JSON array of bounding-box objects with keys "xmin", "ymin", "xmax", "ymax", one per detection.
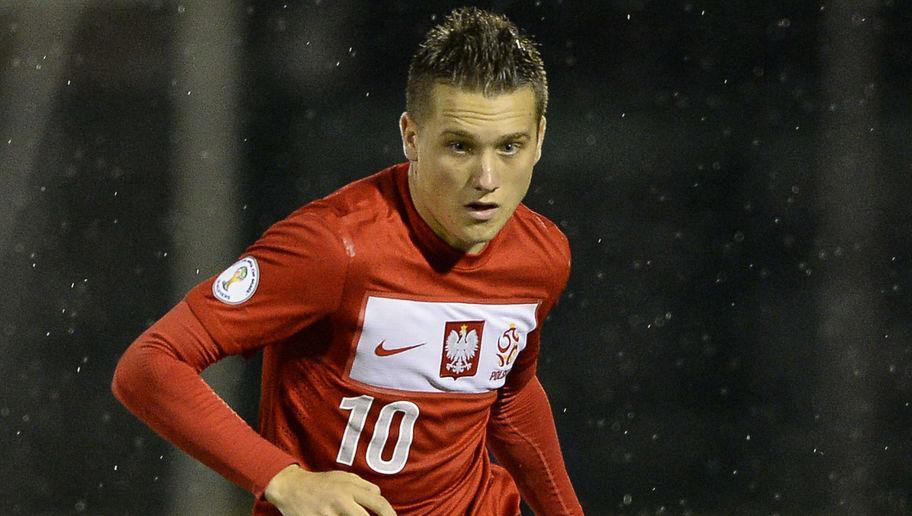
[{"xmin": 400, "ymin": 83, "xmax": 546, "ymax": 254}]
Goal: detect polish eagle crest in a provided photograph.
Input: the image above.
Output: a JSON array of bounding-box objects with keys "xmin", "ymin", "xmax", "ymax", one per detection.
[{"xmin": 445, "ymin": 324, "xmax": 479, "ymax": 375}]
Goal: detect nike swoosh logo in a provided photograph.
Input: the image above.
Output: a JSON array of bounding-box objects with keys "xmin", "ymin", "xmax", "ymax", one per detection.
[{"xmin": 374, "ymin": 340, "xmax": 426, "ymax": 357}]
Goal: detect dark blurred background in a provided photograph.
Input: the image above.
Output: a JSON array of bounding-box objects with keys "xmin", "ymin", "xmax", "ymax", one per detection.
[{"xmin": 2, "ymin": 1, "xmax": 910, "ymax": 514}]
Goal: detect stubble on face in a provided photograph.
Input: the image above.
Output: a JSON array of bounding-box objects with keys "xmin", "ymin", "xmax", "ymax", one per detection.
[{"xmin": 402, "ymin": 83, "xmax": 545, "ymax": 254}]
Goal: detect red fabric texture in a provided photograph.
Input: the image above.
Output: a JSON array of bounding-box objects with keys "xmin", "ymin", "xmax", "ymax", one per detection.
[
  {"xmin": 489, "ymin": 378, "xmax": 585, "ymax": 515},
  {"xmin": 111, "ymin": 301, "xmax": 297, "ymax": 498}
]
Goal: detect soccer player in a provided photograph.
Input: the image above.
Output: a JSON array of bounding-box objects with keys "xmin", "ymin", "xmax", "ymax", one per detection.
[{"xmin": 112, "ymin": 7, "xmax": 583, "ymax": 515}]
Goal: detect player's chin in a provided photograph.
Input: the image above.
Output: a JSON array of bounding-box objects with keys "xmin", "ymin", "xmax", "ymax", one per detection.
[{"xmin": 460, "ymin": 223, "xmax": 504, "ymax": 247}]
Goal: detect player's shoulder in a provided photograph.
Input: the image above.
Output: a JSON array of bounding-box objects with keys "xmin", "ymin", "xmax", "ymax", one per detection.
[
  {"xmin": 510, "ymin": 203, "xmax": 571, "ymax": 281},
  {"xmin": 512, "ymin": 203, "xmax": 570, "ymax": 259},
  {"xmin": 283, "ymin": 164, "xmax": 401, "ymax": 234},
  {"xmin": 234, "ymin": 165, "xmax": 400, "ymax": 283}
]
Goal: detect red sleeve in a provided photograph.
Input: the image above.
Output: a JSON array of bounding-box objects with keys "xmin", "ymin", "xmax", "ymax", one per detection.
[
  {"xmin": 504, "ymin": 226, "xmax": 571, "ymax": 391},
  {"xmin": 111, "ymin": 301, "xmax": 297, "ymax": 498},
  {"xmin": 112, "ymin": 211, "xmax": 350, "ymax": 498},
  {"xmin": 487, "ymin": 377, "xmax": 583, "ymax": 515},
  {"xmin": 185, "ymin": 211, "xmax": 350, "ymax": 356}
]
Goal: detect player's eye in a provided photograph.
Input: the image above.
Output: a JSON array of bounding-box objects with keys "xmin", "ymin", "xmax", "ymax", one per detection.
[
  {"xmin": 448, "ymin": 141, "xmax": 469, "ymax": 154},
  {"xmin": 500, "ymin": 142, "xmax": 522, "ymax": 155}
]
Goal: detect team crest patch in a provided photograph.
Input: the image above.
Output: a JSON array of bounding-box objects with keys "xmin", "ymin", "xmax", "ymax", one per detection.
[
  {"xmin": 440, "ymin": 321, "xmax": 484, "ymax": 379},
  {"xmin": 497, "ymin": 324, "xmax": 521, "ymax": 367},
  {"xmin": 212, "ymin": 257, "xmax": 259, "ymax": 305}
]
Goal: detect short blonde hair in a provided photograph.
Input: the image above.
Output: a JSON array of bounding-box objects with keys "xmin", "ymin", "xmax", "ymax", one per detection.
[{"xmin": 406, "ymin": 7, "xmax": 548, "ymax": 123}]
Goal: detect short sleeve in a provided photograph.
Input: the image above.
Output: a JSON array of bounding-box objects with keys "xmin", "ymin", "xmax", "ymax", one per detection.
[{"xmin": 185, "ymin": 211, "xmax": 350, "ymax": 356}]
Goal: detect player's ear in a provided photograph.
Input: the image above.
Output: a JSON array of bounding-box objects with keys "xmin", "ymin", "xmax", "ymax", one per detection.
[
  {"xmin": 534, "ymin": 116, "xmax": 547, "ymax": 164},
  {"xmin": 400, "ymin": 112, "xmax": 419, "ymax": 162}
]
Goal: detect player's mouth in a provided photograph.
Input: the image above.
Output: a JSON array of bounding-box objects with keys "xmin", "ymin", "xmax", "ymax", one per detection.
[{"xmin": 465, "ymin": 201, "xmax": 499, "ymax": 221}]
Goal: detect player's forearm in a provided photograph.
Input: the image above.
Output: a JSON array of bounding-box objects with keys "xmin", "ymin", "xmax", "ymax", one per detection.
[
  {"xmin": 488, "ymin": 377, "xmax": 583, "ymax": 516},
  {"xmin": 111, "ymin": 302, "xmax": 297, "ymax": 497}
]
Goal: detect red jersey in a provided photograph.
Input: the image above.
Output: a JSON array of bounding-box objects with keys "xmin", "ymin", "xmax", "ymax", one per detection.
[{"xmin": 178, "ymin": 163, "xmax": 571, "ymax": 514}]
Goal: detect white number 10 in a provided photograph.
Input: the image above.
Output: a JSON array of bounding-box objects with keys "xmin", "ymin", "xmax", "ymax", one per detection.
[{"xmin": 336, "ymin": 395, "xmax": 420, "ymax": 475}]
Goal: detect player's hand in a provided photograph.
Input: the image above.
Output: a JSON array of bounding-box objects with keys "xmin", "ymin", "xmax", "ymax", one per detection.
[{"xmin": 264, "ymin": 464, "xmax": 397, "ymax": 516}]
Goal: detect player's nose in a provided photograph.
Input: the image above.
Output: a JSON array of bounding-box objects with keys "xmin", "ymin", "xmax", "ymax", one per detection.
[{"xmin": 472, "ymin": 151, "xmax": 499, "ymax": 192}]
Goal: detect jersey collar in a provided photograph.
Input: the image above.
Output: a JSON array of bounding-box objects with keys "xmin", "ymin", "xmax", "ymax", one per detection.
[{"xmin": 393, "ymin": 162, "xmax": 508, "ymax": 271}]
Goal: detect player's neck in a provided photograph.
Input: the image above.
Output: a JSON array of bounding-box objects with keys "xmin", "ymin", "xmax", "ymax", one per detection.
[{"xmin": 406, "ymin": 164, "xmax": 488, "ymax": 255}]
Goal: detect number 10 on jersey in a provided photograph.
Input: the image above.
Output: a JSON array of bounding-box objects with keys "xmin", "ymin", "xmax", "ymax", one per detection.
[{"xmin": 336, "ymin": 395, "xmax": 420, "ymax": 474}]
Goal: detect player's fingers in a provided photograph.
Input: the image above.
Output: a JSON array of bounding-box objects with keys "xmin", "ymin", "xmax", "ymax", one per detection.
[
  {"xmin": 340, "ymin": 472, "xmax": 382, "ymax": 494},
  {"xmin": 335, "ymin": 499, "xmax": 370, "ymax": 516},
  {"xmin": 352, "ymin": 490, "xmax": 397, "ymax": 516}
]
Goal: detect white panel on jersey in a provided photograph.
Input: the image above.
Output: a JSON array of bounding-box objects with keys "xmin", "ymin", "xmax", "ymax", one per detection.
[{"xmin": 347, "ymin": 296, "xmax": 539, "ymax": 394}]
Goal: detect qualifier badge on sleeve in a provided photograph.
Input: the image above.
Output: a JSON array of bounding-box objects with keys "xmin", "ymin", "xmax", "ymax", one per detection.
[{"xmin": 212, "ymin": 256, "xmax": 259, "ymax": 305}]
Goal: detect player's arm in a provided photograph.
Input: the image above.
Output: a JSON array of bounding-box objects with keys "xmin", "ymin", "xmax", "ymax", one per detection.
[
  {"xmin": 112, "ymin": 301, "xmax": 396, "ymax": 516},
  {"xmin": 111, "ymin": 300, "xmax": 297, "ymax": 496},
  {"xmin": 112, "ymin": 212, "xmax": 396, "ymax": 515},
  {"xmin": 487, "ymin": 376, "xmax": 584, "ymax": 515}
]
